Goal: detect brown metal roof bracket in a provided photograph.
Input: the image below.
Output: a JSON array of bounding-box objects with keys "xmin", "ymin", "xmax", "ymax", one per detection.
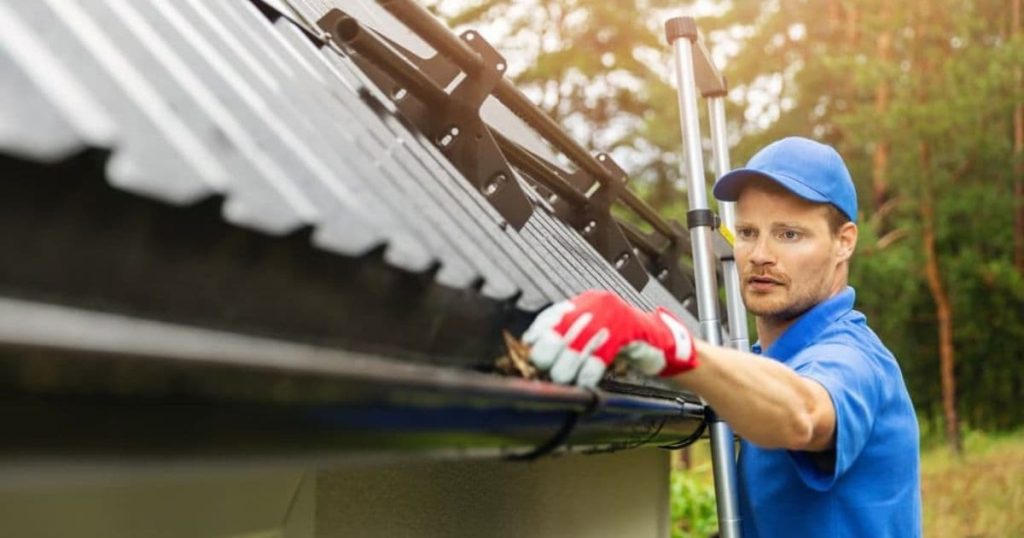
[
  {"xmin": 626, "ymin": 220, "xmax": 698, "ymax": 305},
  {"xmin": 368, "ymin": 0, "xmax": 683, "ymax": 230},
  {"xmin": 496, "ymin": 128, "xmax": 697, "ymax": 297},
  {"xmin": 317, "ymin": 9, "xmax": 534, "ymax": 230},
  {"xmin": 497, "ymin": 133, "xmax": 695, "ymax": 302},
  {"xmin": 491, "ymin": 130, "xmax": 589, "ymax": 207},
  {"xmin": 319, "ymin": 5, "xmax": 697, "ymax": 294},
  {"xmin": 548, "ymin": 154, "xmax": 649, "ymax": 289},
  {"xmin": 369, "ymin": 1, "xmax": 694, "ymax": 277}
]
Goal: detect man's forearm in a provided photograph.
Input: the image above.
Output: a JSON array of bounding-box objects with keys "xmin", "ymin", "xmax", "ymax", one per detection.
[{"xmin": 671, "ymin": 340, "xmax": 835, "ymax": 451}]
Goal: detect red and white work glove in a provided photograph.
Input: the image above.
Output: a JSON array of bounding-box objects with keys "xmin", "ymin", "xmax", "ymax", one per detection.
[{"xmin": 523, "ymin": 290, "xmax": 699, "ymax": 387}]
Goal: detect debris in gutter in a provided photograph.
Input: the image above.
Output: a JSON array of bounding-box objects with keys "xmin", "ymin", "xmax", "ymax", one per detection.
[
  {"xmin": 495, "ymin": 330, "xmax": 540, "ymax": 380},
  {"xmin": 494, "ymin": 330, "xmax": 630, "ymax": 380}
]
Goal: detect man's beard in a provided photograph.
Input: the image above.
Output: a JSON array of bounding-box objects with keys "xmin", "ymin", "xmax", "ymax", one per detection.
[{"xmin": 743, "ymin": 287, "xmax": 822, "ymax": 323}]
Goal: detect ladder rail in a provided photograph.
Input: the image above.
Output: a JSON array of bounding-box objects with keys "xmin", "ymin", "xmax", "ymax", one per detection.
[
  {"xmin": 666, "ymin": 17, "xmax": 744, "ymax": 538},
  {"xmin": 708, "ymin": 96, "xmax": 752, "ymax": 353}
]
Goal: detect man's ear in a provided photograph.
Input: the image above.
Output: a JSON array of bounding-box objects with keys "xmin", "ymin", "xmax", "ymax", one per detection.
[{"xmin": 836, "ymin": 222, "xmax": 858, "ymax": 262}]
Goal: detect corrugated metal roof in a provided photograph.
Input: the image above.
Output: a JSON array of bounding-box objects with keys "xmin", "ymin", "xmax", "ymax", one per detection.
[
  {"xmin": 0, "ymin": 0, "xmax": 713, "ymax": 462},
  {"xmin": 0, "ymin": 0, "xmax": 695, "ymax": 327}
]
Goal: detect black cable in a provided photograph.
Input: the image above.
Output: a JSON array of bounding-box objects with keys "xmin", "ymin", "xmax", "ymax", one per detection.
[
  {"xmin": 580, "ymin": 415, "xmax": 669, "ymax": 456},
  {"xmin": 659, "ymin": 418, "xmax": 707, "ymax": 450},
  {"xmin": 505, "ymin": 387, "xmax": 605, "ymax": 461},
  {"xmin": 659, "ymin": 397, "xmax": 708, "ymax": 450}
]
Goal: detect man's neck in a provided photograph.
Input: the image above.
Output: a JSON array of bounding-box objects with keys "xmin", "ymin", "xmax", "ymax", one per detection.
[{"xmin": 754, "ymin": 317, "xmax": 794, "ymax": 351}]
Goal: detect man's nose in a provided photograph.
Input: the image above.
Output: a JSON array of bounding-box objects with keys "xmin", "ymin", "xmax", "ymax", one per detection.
[{"xmin": 747, "ymin": 236, "xmax": 775, "ymax": 266}]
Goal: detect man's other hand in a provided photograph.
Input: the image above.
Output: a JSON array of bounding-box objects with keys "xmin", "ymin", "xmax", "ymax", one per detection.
[{"xmin": 522, "ymin": 290, "xmax": 698, "ymax": 387}]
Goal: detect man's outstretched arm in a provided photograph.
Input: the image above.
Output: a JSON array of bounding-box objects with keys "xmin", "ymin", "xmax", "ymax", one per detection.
[
  {"xmin": 677, "ymin": 341, "xmax": 835, "ymax": 451},
  {"xmin": 524, "ymin": 290, "xmax": 836, "ymax": 452}
]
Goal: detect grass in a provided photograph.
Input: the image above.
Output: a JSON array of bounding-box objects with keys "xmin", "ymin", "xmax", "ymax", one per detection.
[
  {"xmin": 921, "ymin": 429, "xmax": 1024, "ymax": 537},
  {"xmin": 670, "ymin": 429, "xmax": 1024, "ymax": 538}
]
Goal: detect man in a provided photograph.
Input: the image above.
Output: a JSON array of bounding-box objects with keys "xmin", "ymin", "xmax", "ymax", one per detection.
[{"xmin": 524, "ymin": 137, "xmax": 921, "ymax": 537}]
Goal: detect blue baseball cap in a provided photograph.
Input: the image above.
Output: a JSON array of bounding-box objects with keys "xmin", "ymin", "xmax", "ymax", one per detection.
[{"xmin": 712, "ymin": 137, "xmax": 858, "ymax": 223}]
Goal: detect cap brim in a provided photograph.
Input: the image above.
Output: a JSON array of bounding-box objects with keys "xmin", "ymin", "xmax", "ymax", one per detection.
[{"xmin": 713, "ymin": 169, "xmax": 830, "ymax": 205}]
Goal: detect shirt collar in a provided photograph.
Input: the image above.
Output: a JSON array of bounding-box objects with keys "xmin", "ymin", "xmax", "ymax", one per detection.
[{"xmin": 753, "ymin": 286, "xmax": 856, "ymax": 361}]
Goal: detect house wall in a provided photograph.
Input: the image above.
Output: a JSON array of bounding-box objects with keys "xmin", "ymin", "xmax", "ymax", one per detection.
[
  {"xmin": 317, "ymin": 448, "xmax": 671, "ymax": 538},
  {"xmin": 0, "ymin": 467, "xmax": 314, "ymax": 538},
  {"xmin": 0, "ymin": 449, "xmax": 670, "ymax": 538}
]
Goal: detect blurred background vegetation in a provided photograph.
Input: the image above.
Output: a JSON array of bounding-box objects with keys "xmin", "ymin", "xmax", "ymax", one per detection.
[
  {"xmin": 674, "ymin": 429, "xmax": 1024, "ymax": 537},
  {"xmin": 429, "ymin": 0, "xmax": 1024, "ymax": 535}
]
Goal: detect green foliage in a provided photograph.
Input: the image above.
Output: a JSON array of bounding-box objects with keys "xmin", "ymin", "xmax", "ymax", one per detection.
[
  {"xmin": 827, "ymin": 0, "xmax": 1024, "ymax": 431},
  {"xmin": 670, "ymin": 466, "xmax": 718, "ymax": 538}
]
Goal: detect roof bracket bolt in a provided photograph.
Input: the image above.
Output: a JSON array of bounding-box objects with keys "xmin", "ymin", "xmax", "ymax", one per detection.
[
  {"xmin": 484, "ymin": 173, "xmax": 507, "ymax": 196},
  {"xmin": 437, "ymin": 126, "xmax": 460, "ymax": 147}
]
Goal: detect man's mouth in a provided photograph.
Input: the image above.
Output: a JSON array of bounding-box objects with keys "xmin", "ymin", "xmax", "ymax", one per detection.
[{"xmin": 746, "ymin": 275, "xmax": 784, "ymax": 290}]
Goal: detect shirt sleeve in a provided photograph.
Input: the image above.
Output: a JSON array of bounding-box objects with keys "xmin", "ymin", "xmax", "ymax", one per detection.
[{"xmin": 786, "ymin": 342, "xmax": 883, "ymax": 491}]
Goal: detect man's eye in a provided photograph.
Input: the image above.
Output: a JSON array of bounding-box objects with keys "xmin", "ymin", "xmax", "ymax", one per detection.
[
  {"xmin": 737, "ymin": 228, "xmax": 756, "ymax": 239},
  {"xmin": 780, "ymin": 230, "xmax": 800, "ymax": 240}
]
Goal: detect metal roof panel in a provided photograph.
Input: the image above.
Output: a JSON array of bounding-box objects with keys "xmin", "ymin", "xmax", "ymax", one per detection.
[{"xmin": 0, "ymin": 0, "xmax": 690, "ymax": 326}]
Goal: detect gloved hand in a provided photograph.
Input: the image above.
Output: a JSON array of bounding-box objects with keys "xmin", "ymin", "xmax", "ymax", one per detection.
[{"xmin": 523, "ymin": 290, "xmax": 698, "ymax": 387}]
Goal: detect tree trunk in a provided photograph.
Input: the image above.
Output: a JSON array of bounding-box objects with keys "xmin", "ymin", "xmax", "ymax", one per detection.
[
  {"xmin": 845, "ymin": 4, "xmax": 859, "ymax": 45},
  {"xmin": 872, "ymin": 0, "xmax": 893, "ymax": 214},
  {"xmin": 827, "ymin": 0, "xmax": 840, "ymax": 35},
  {"xmin": 652, "ymin": 167, "xmax": 674, "ymax": 212},
  {"xmin": 918, "ymin": 142, "xmax": 963, "ymax": 455},
  {"xmin": 678, "ymin": 446, "xmax": 691, "ymax": 469},
  {"xmin": 1014, "ymin": 0, "xmax": 1023, "ymax": 274},
  {"xmin": 1015, "ymin": 110, "xmax": 1023, "ymax": 274}
]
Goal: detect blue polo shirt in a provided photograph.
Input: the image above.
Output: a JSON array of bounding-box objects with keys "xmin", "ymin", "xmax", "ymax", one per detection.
[{"xmin": 738, "ymin": 287, "xmax": 921, "ymax": 538}]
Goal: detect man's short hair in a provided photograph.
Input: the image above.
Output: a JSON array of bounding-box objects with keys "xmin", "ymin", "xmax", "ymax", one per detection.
[{"xmin": 824, "ymin": 203, "xmax": 851, "ymax": 236}]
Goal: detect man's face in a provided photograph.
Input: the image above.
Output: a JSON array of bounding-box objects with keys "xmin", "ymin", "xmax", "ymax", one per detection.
[{"xmin": 733, "ymin": 179, "xmax": 855, "ymax": 322}]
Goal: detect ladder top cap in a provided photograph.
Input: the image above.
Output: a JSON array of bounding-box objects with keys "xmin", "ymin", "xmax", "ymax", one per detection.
[{"xmin": 665, "ymin": 17, "xmax": 698, "ymax": 44}]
